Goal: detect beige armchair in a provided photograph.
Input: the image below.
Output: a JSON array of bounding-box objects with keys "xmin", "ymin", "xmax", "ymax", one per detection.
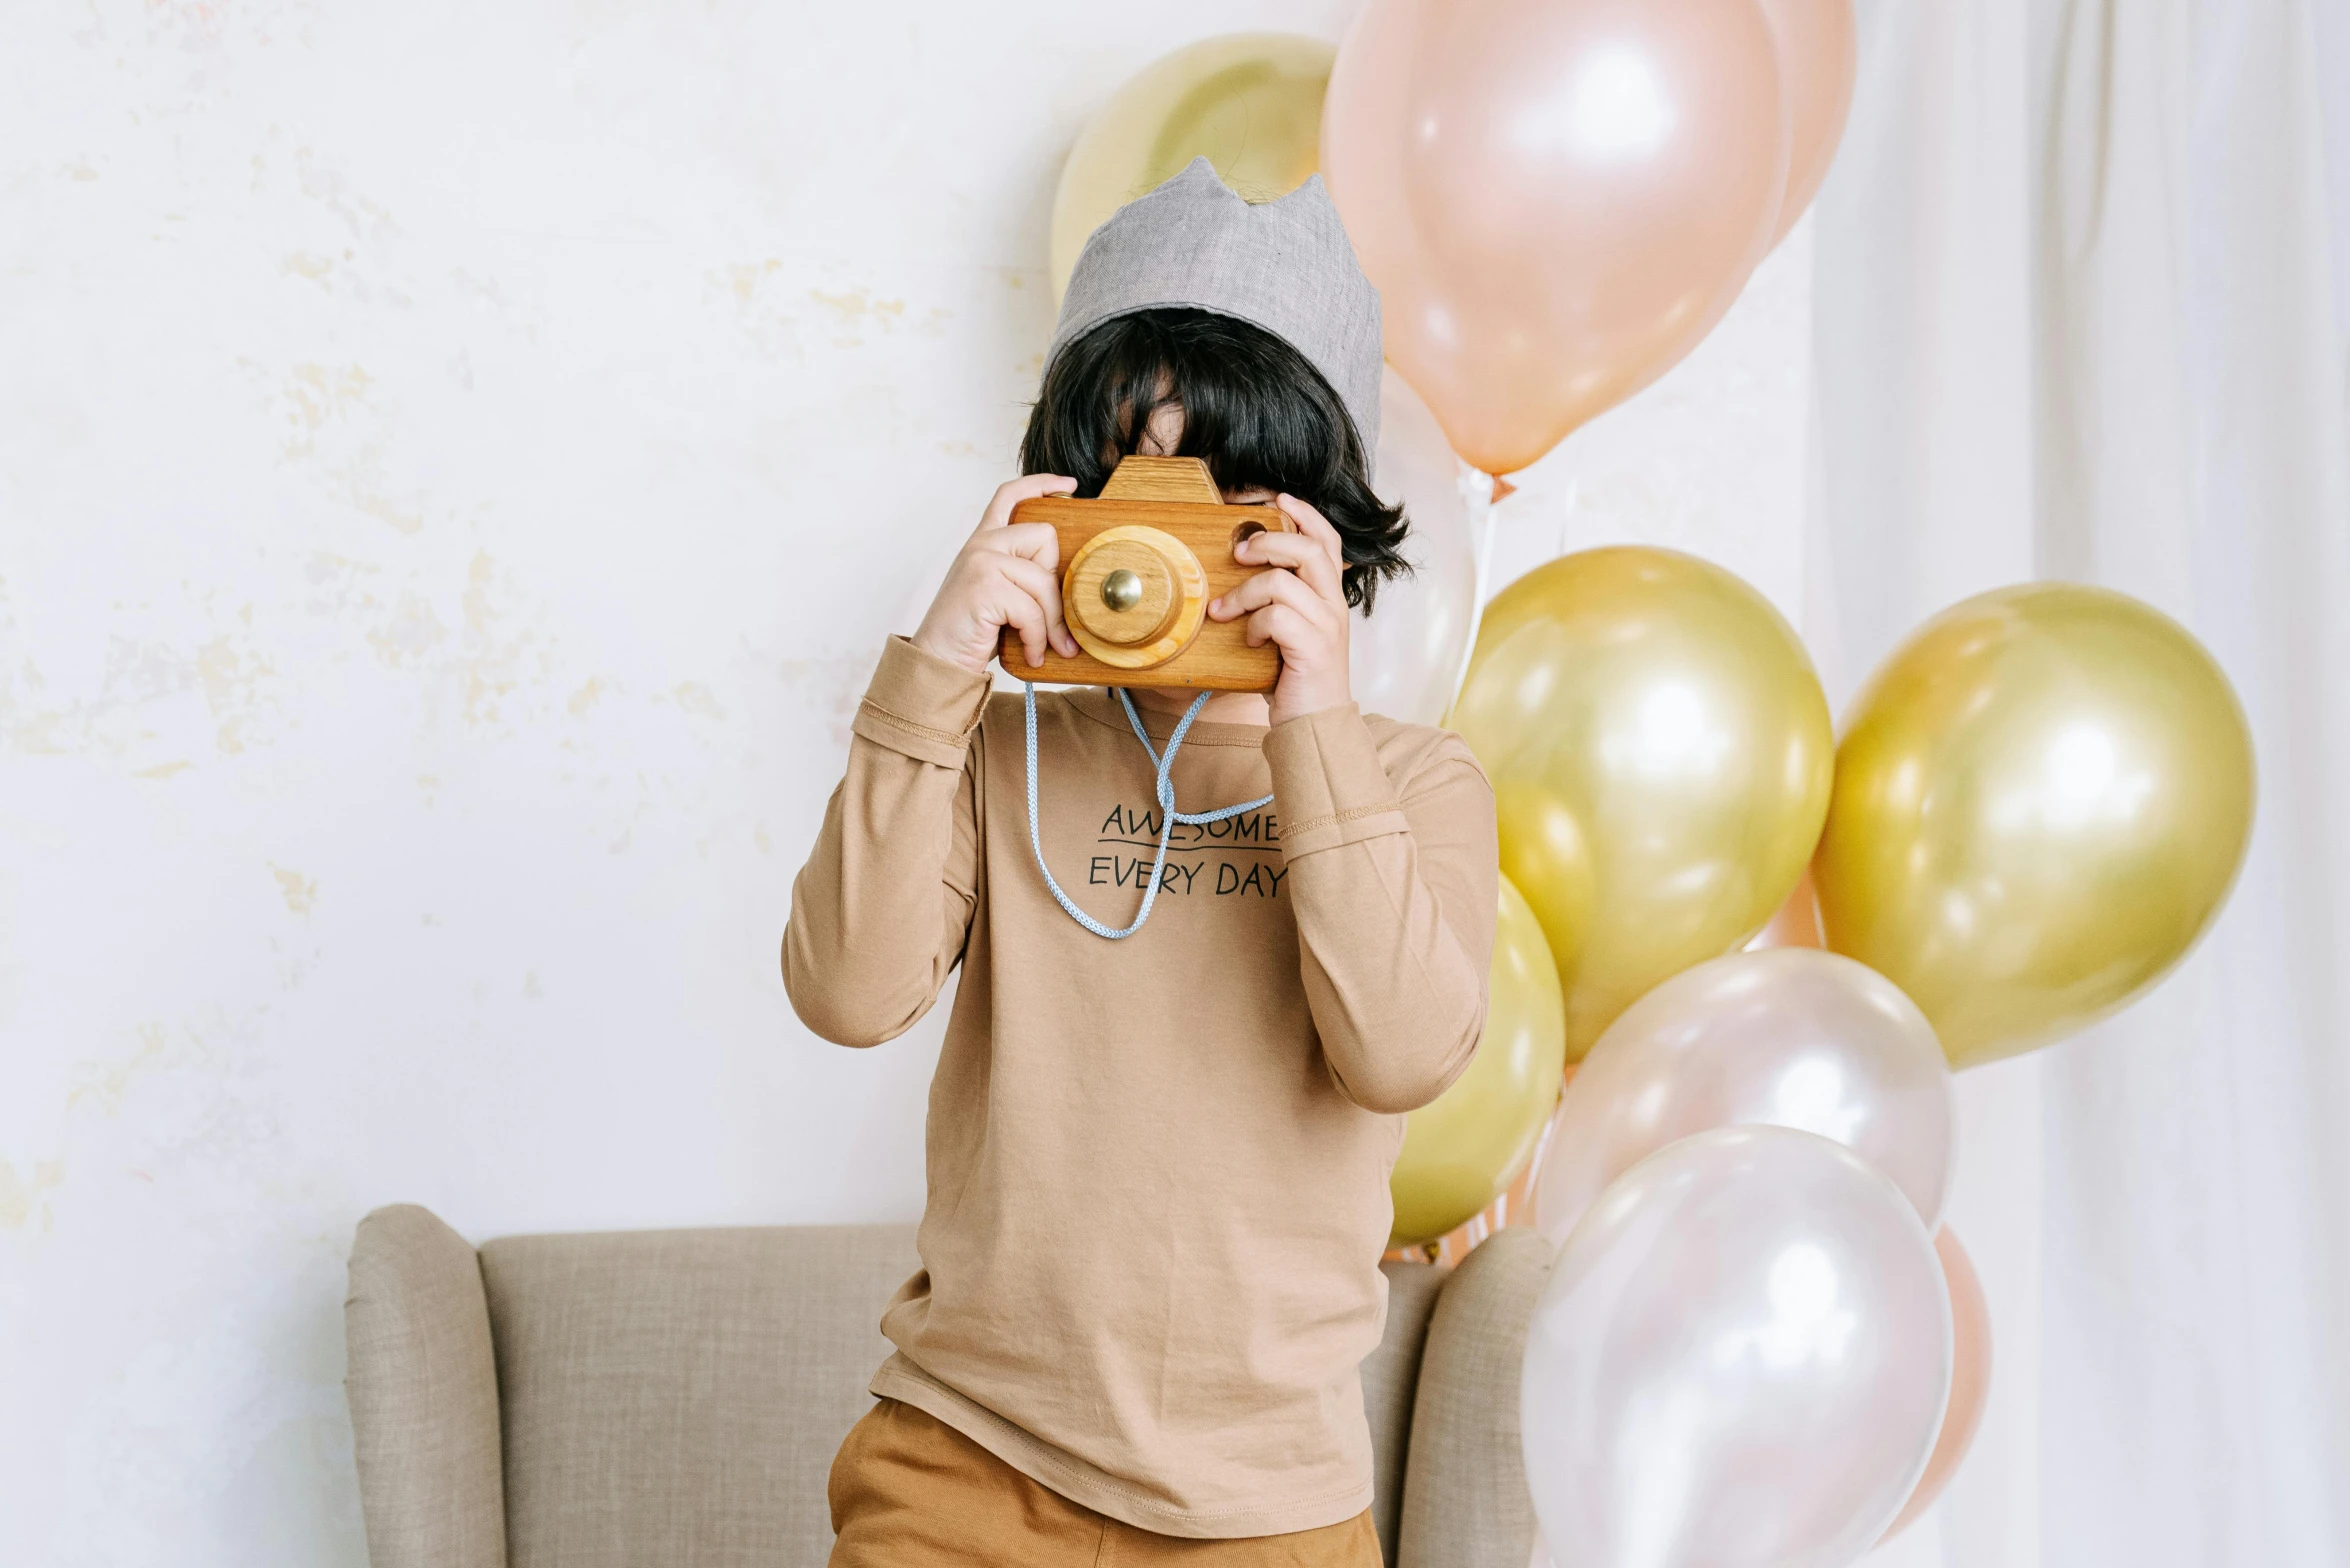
[{"xmin": 343, "ymin": 1206, "xmax": 1545, "ymax": 1568}]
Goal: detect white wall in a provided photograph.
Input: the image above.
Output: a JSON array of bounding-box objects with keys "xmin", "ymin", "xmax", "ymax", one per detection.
[{"xmin": 0, "ymin": 3, "xmax": 1814, "ymax": 1562}]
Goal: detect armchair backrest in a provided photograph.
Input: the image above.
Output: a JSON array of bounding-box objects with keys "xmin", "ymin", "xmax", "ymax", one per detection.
[
  {"xmin": 481, "ymin": 1222, "xmax": 917, "ymax": 1567},
  {"xmin": 345, "ymin": 1206, "xmax": 1535, "ymax": 1568}
]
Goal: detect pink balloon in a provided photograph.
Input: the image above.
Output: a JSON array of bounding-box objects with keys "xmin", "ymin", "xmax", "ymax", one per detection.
[
  {"xmin": 1321, "ymin": 0, "xmax": 1790, "ymax": 475},
  {"xmin": 1756, "ymin": 0, "xmax": 1857, "ymax": 246},
  {"xmin": 1521, "ymin": 1126, "xmax": 1952, "ymax": 1568},
  {"xmin": 1752, "ymin": 866, "xmax": 1827, "ymax": 948},
  {"xmin": 1882, "ymin": 1228, "xmax": 1994, "ymax": 1541},
  {"xmin": 1536, "ymin": 949, "xmax": 1955, "ymax": 1245}
]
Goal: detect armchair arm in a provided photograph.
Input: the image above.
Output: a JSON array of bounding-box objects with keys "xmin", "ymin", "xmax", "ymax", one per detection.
[
  {"xmin": 1397, "ymin": 1228, "xmax": 1552, "ymax": 1568},
  {"xmin": 345, "ymin": 1204, "xmax": 508, "ymax": 1568}
]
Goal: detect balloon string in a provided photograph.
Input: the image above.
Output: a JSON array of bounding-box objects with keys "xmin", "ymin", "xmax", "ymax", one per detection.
[{"xmin": 1442, "ymin": 465, "xmax": 1502, "ymax": 726}]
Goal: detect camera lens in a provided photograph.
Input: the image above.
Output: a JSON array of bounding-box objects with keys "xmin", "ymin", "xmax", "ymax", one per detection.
[{"xmin": 1102, "ymin": 569, "xmax": 1143, "ymax": 612}]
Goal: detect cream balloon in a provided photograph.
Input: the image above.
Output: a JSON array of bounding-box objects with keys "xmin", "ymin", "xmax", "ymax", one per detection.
[
  {"xmin": 1535, "ymin": 948, "xmax": 1954, "ymax": 1247},
  {"xmin": 1757, "ymin": 0, "xmax": 1856, "ymax": 245},
  {"xmin": 1051, "ymin": 34, "xmax": 1333, "ymax": 301},
  {"xmin": 1451, "ymin": 547, "xmax": 1835, "ymax": 1060},
  {"xmin": 1521, "ymin": 1126, "xmax": 1952, "ymax": 1568},
  {"xmin": 1389, "ymin": 877, "xmax": 1565, "ymax": 1245},
  {"xmin": 1352, "ymin": 369, "xmax": 1478, "ymax": 726},
  {"xmin": 1322, "ymin": 0, "xmax": 1790, "ymax": 474}
]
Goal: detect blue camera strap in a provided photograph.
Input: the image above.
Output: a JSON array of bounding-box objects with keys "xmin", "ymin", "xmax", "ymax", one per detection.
[{"xmin": 1023, "ymin": 682, "xmax": 1275, "ymax": 940}]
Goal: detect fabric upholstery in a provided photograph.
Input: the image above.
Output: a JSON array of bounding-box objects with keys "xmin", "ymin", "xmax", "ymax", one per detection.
[
  {"xmin": 345, "ymin": 1214, "xmax": 1533, "ymax": 1568},
  {"xmin": 1396, "ymin": 1229, "xmax": 1551, "ymax": 1568},
  {"xmin": 344, "ymin": 1204, "xmax": 509, "ymax": 1568},
  {"xmin": 478, "ymin": 1223, "xmax": 916, "ymax": 1568},
  {"xmin": 1365, "ymin": 1260, "xmax": 1447, "ymax": 1566}
]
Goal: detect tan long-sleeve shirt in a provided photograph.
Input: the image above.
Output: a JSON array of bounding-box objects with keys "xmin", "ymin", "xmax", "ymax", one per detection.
[{"xmin": 783, "ymin": 636, "xmax": 1498, "ymax": 1539}]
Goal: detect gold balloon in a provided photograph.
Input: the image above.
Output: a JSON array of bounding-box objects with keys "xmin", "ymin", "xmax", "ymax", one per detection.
[
  {"xmin": 1814, "ymin": 584, "xmax": 2255, "ymax": 1068},
  {"xmin": 1050, "ymin": 34, "xmax": 1333, "ymax": 301},
  {"xmin": 1451, "ymin": 548, "xmax": 1835, "ymax": 1059},
  {"xmin": 1493, "ymin": 778, "xmax": 1596, "ymax": 984},
  {"xmin": 1390, "ymin": 877, "xmax": 1565, "ymax": 1246}
]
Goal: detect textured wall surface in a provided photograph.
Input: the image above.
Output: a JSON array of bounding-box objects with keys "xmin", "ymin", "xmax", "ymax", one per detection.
[{"xmin": 0, "ymin": 3, "xmax": 1810, "ymax": 1563}]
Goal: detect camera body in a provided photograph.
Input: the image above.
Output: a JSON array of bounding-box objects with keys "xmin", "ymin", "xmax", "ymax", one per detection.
[{"xmin": 996, "ymin": 455, "xmax": 1295, "ymax": 693}]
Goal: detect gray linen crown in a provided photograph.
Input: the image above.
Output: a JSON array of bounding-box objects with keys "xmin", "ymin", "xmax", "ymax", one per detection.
[{"xmin": 1048, "ymin": 156, "xmax": 1385, "ymax": 459}]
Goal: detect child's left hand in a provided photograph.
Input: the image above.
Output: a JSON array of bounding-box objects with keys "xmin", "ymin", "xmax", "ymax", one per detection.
[{"xmin": 1208, "ymin": 494, "xmax": 1352, "ymax": 728}]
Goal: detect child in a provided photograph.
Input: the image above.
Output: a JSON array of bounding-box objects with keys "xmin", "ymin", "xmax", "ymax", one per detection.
[{"xmin": 784, "ymin": 159, "xmax": 1498, "ymax": 1566}]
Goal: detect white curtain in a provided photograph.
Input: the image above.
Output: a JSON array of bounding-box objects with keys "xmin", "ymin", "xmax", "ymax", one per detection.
[{"xmin": 1815, "ymin": 2, "xmax": 2350, "ymax": 1564}]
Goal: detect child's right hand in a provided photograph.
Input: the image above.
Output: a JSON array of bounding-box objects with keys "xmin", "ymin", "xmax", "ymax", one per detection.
[{"xmin": 913, "ymin": 475, "xmax": 1081, "ymax": 675}]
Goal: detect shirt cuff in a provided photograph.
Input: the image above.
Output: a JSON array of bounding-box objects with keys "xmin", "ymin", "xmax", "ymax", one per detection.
[
  {"xmin": 852, "ymin": 636, "xmax": 992, "ymax": 768},
  {"xmin": 1262, "ymin": 703, "xmax": 1410, "ymax": 858}
]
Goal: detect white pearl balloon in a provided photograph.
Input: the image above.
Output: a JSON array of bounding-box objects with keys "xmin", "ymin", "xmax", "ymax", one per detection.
[
  {"xmin": 1521, "ymin": 1126, "xmax": 1952, "ymax": 1568},
  {"xmin": 1352, "ymin": 368, "xmax": 1479, "ymax": 726},
  {"xmin": 1537, "ymin": 948, "xmax": 1954, "ymax": 1246}
]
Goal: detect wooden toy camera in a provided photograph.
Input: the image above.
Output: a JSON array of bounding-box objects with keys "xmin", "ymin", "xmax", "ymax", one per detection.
[{"xmin": 996, "ymin": 455, "xmax": 1295, "ymax": 692}]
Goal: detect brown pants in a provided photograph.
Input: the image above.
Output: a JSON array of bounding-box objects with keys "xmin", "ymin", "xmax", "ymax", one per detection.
[{"xmin": 827, "ymin": 1398, "xmax": 1382, "ymax": 1567}]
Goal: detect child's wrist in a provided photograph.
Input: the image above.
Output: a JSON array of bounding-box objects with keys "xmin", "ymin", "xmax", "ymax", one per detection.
[
  {"xmin": 909, "ymin": 620, "xmax": 991, "ymax": 676},
  {"xmin": 1267, "ymin": 692, "xmax": 1354, "ymax": 728}
]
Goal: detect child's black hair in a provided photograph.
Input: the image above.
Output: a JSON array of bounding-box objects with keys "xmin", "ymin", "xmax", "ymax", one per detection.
[{"xmin": 1019, "ymin": 308, "xmax": 1409, "ymax": 613}]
